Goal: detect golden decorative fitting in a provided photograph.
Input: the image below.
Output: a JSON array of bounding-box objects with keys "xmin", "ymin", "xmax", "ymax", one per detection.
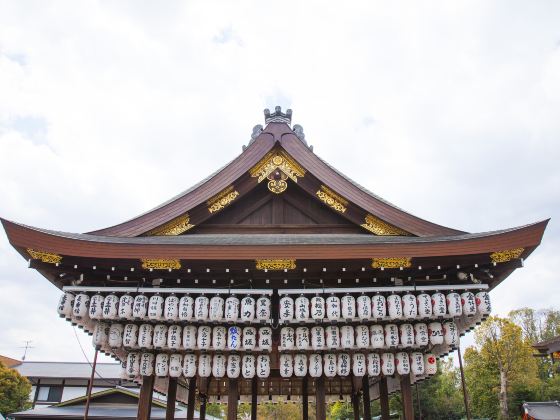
[
  {"xmin": 141, "ymin": 259, "xmax": 182, "ymax": 270},
  {"xmin": 316, "ymin": 185, "xmax": 347, "ymax": 213},
  {"xmin": 361, "ymin": 214, "xmax": 411, "ymax": 236},
  {"xmin": 371, "ymin": 257, "xmax": 412, "ymax": 269},
  {"xmin": 268, "ymin": 179, "xmax": 288, "ymax": 194},
  {"xmin": 27, "ymin": 248, "xmax": 62, "ymax": 264},
  {"xmin": 207, "ymin": 186, "xmax": 240, "ymax": 213},
  {"xmin": 146, "ymin": 214, "xmax": 194, "ymax": 236},
  {"xmin": 256, "ymin": 259, "xmax": 297, "ymax": 270},
  {"xmin": 490, "ymin": 248, "xmax": 524, "ymax": 263},
  {"xmin": 249, "ymin": 150, "xmax": 306, "ymax": 194}
]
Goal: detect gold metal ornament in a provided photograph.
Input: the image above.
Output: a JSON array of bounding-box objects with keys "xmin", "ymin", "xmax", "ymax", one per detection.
[
  {"xmin": 316, "ymin": 185, "xmax": 347, "ymax": 213},
  {"xmin": 145, "ymin": 214, "xmax": 195, "ymax": 236},
  {"xmin": 207, "ymin": 186, "xmax": 240, "ymax": 213},
  {"xmin": 255, "ymin": 259, "xmax": 297, "ymax": 270},
  {"xmin": 490, "ymin": 248, "xmax": 524, "ymax": 263},
  {"xmin": 361, "ymin": 214, "xmax": 411, "ymax": 236},
  {"xmin": 27, "ymin": 248, "xmax": 62, "ymax": 264},
  {"xmin": 249, "ymin": 150, "xmax": 305, "ymax": 194},
  {"xmin": 371, "ymin": 257, "xmax": 412, "ymax": 269},
  {"xmin": 141, "ymin": 259, "xmax": 182, "ymax": 270}
]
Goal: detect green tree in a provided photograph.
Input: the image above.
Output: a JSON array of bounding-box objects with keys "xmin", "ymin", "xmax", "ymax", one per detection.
[
  {"xmin": 0, "ymin": 361, "xmax": 32, "ymax": 416},
  {"xmin": 257, "ymin": 402, "xmax": 302, "ymax": 420},
  {"xmin": 328, "ymin": 401, "xmax": 353, "ymax": 420}
]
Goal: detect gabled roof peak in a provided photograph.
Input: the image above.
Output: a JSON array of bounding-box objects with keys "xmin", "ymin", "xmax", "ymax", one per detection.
[{"xmin": 264, "ymin": 105, "xmax": 292, "ymax": 125}]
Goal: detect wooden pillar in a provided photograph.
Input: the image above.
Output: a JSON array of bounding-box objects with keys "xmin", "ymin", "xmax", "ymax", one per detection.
[
  {"xmin": 137, "ymin": 375, "xmax": 155, "ymax": 420},
  {"xmin": 302, "ymin": 376, "xmax": 309, "ymax": 420},
  {"xmin": 165, "ymin": 377, "xmax": 177, "ymax": 420},
  {"xmin": 186, "ymin": 377, "xmax": 196, "ymax": 420},
  {"xmin": 84, "ymin": 349, "xmax": 98, "ymax": 420},
  {"xmin": 251, "ymin": 376, "xmax": 258, "ymax": 420},
  {"xmin": 362, "ymin": 375, "xmax": 372, "ymax": 420},
  {"xmin": 227, "ymin": 377, "xmax": 239, "ymax": 420},
  {"xmin": 352, "ymin": 392, "xmax": 360, "ymax": 420},
  {"xmin": 379, "ymin": 377, "xmax": 390, "ymax": 420},
  {"xmin": 315, "ymin": 375, "xmax": 326, "ymax": 420},
  {"xmin": 457, "ymin": 345, "xmax": 472, "ymax": 420},
  {"xmin": 400, "ymin": 374, "xmax": 414, "ymax": 420},
  {"xmin": 199, "ymin": 395, "xmax": 207, "ymax": 420}
]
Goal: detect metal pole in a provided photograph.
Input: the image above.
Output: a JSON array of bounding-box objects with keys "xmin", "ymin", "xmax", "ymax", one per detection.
[
  {"xmin": 457, "ymin": 344, "xmax": 472, "ymax": 420},
  {"xmin": 84, "ymin": 349, "xmax": 98, "ymax": 420}
]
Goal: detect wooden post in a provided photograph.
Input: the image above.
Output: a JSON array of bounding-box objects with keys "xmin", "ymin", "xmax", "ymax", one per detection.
[
  {"xmin": 84, "ymin": 349, "xmax": 98, "ymax": 420},
  {"xmin": 415, "ymin": 383, "xmax": 423, "ymax": 420},
  {"xmin": 400, "ymin": 374, "xmax": 414, "ymax": 420},
  {"xmin": 362, "ymin": 375, "xmax": 372, "ymax": 420},
  {"xmin": 227, "ymin": 377, "xmax": 239, "ymax": 420},
  {"xmin": 199, "ymin": 394, "xmax": 207, "ymax": 420},
  {"xmin": 457, "ymin": 345, "xmax": 472, "ymax": 420},
  {"xmin": 352, "ymin": 392, "xmax": 360, "ymax": 420},
  {"xmin": 315, "ymin": 375, "xmax": 326, "ymax": 420},
  {"xmin": 251, "ymin": 376, "xmax": 258, "ymax": 420},
  {"xmin": 137, "ymin": 375, "xmax": 155, "ymax": 420},
  {"xmin": 165, "ymin": 377, "xmax": 177, "ymax": 420},
  {"xmin": 379, "ymin": 377, "xmax": 390, "ymax": 420},
  {"xmin": 186, "ymin": 377, "xmax": 196, "ymax": 420},
  {"xmin": 302, "ymin": 376, "xmax": 309, "ymax": 420}
]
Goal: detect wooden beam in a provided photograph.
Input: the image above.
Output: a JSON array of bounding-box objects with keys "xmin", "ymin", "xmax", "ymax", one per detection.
[
  {"xmin": 251, "ymin": 376, "xmax": 258, "ymax": 420},
  {"xmin": 228, "ymin": 377, "xmax": 239, "ymax": 420},
  {"xmin": 315, "ymin": 376, "xmax": 326, "ymax": 420},
  {"xmin": 362, "ymin": 375, "xmax": 372, "ymax": 420},
  {"xmin": 165, "ymin": 377, "xmax": 177, "ymax": 420},
  {"xmin": 302, "ymin": 376, "xmax": 309, "ymax": 420},
  {"xmin": 379, "ymin": 377, "xmax": 390, "ymax": 420},
  {"xmin": 400, "ymin": 374, "xmax": 414, "ymax": 420},
  {"xmin": 186, "ymin": 377, "xmax": 196, "ymax": 420},
  {"xmin": 137, "ymin": 375, "xmax": 155, "ymax": 420}
]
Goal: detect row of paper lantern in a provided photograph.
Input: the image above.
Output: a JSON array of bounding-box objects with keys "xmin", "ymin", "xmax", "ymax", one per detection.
[
  {"xmin": 123, "ymin": 351, "xmax": 437, "ymax": 379},
  {"xmin": 92, "ymin": 320, "xmax": 460, "ymax": 351},
  {"xmin": 59, "ymin": 290, "xmax": 490, "ymax": 324}
]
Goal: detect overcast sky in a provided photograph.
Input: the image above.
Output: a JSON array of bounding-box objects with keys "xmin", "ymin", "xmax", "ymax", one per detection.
[{"xmin": 0, "ymin": 1, "xmax": 559, "ymax": 363}]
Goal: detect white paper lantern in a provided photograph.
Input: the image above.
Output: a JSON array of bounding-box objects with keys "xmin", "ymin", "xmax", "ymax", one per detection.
[
  {"xmin": 381, "ymin": 353, "xmax": 395, "ymax": 376},
  {"xmin": 103, "ymin": 294, "xmax": 119, "ymax": 320},
  {"xmin": 399, "ymin": 324, "xmax": 415, "ymax": 348},
  {"xmin": 416, "ymin": 293, "xmax": 432, "ymax": 318},
  {"xmin": 148, "ymin": 295, "xmax": 164, "ymax": 321},
  {"xmin": 446, "ymin": 292, "xmax": 462, "ymax": 317},
  {"xmin": 195, "ymin": 296, "xmax": 209, "ymax": 321},
  {"xmin": 257, "ymin": 355, "xmax": 270, "ymax": 378},
  {"xmin": 357, "ymin": 295, "xmax": 371, "ymax": 320},
  {"xmin": 73, "ymin": 293, "xmax": 90, "ymax": 320},
  {"xmin": 212, "ymin": 326, "xmax": 226, "ymax": 350},
  {"xmin": 258, "ymin": 327, "xmax": 272, "ymax": 351},
  {"xmin": 371, "ymin": 294, "xmax": 387, "ymax": 319},
  {"xmin": 240, "ymin": 296, "xmax": 255, "ymax": 321},
  {"xmin": 296, "ymin": 327, "xmax": 310, "ymax": 350},
  {"xmin": 57, "ymin": 293, "xmax": 75, "ymax": 319},
  {"xmin": 309, "ymin": 354, "xmax": 323, "ymax": 378},
  {"xmin": 227, "ymin": 326, "xmax": 241, "ymax": 350},
  {"xmin": 213, "ymin": 354, "xmax": 226, "ymax": 378},
  {"xmin": 475, "ymin": 292, "xmax": 491, "ymax": 315},
  {"xmin": 242, "ymin": 355, "xmax": 256, "ymax": 378},
  {"xmin": 443, "ymin": 321, "xmax": 459, "ymax": 346},
  {"xmin": 179, "ymin": 295, "xmax": 194, "ymax": 321},
  {"xmin": 126, "ymin": 352, "xmax": 140, "ymax": 377},
  {"xmin": 410, "ymin": 352, "xmax": 424, "ymax": 375},
  {"xmin": 280, "ymin": 354, "xmax": 294, "ymax": 378},
  {"xmin": 414, "ymin": 323, "xmax": 429, "ymax": 347},
  {"xmin": 256, "ymin": 296, "xmax": 271, "ymax": 320},
  {"xmin": 428, "ymin": 322, "xmax": 444, "ymax": 345},
  {"xmin": 295, "ymin": 295, "xmax": 310, "ymax": 321},
  {"xmin": 324, "ymin": 354, "xmax": 337, "ymax": 377},
  {"xmin": 153, "ymin": 324, "xmax": 168, "ymax": 349},
  {"xmin": 225, "ymin": 296, "xmax": 240, "ymax": 321},
  {"xmin": 227, "ymin": 354, "xmax": 241, "ymax": 378},
  {"xmin": 311, "ymin": 326, "xmax": 325, "ymax": 350},
  {"xmin": 138, "ymin": 324, "xmax": 154, "ymax": 349},
  {"xmin": 370, "ymin": 325, "xmax": 385, "ymax": 349},
  {"xmin": 209, "ymin": 295, "xmax": 225, "ymax": 321},
  {"xmin": 198, "ymin": 354, "xmax": 212, "ymax": 377},
  {"xmin": 341, "ymin": 295, "xmax": 356, "ymax": 319},
  {"xmin": 387, "ymin": 294, "xmax": 403, "ymax": 319},
  {"xmin": 92, "ymin": 322, "xmax": 109, "ymax": 348},
  {"xmin": 182, "ymin": 326, "xmax": 197, "ymax": 350},
  {"xmin": 355, "ymin": 325, "xmax": 370, "ymax": 349},
  {"xmin": 167, "ymin": 325, "xmax": 181, "ymax": 350},
  {"xmin": 337, "ymin": 353, "xmax": 351, "ymax": 376},
  {"xmin": 123, "ymin": 324, "xmax": 138, "ymax": 348},
  {"xmin": 183, "ymin": 354, "xmax": 197, "ymax": 378},
  {"xmin": 340, "ymin": 325, "xmax": 355, "ymax": 349},
  {"xmin": 89, "ymin": 294, "xmax": 104, "ymax": 320},
  {"xmin": 140, "ymin": 353, "xmax": 154, "ymax": 376},
  {"xmin": 367, "ymin": 353, "xmax": 381, "ymax": 377},
  {"xmin": 326, "ymin": 325, "xmax": 340, "ymax": 349},
  {"xmin": 120, "ymin": 360, "xmax": 128, "ymax": 380},
  {"xmin": 242, "ymin": 327, "xmax": 257, "ymax": 350},
  {"xmin": 396, "ymin": 352, "xmax": 410, "ymax": 375},
  {"xmin": 384, "ymin": 324, "xmax": 399, "ymax": 348},
  {"xmin": 169, "ymin": 354, "xmax": 182, "ymax": 378},
  {"xmin": 133, "ymin": 295, "xmax": 149, "ymax": 320},
  {"xmin": 311, "ymin": 296, "xmax": 325, "ymax": 320},
  {"xmin": 402, "ymin": 294, "xmax": 418, "ymax": 319},
  {"xmin": 294, "ymin": 354, "xmax": 308, "ymax": 377},
  {"xmin": 431, "ymin": 292, "xmax": 447, "ymax": 317},
  {"xmin": 424, "ymin": 353, "xmax": 437, "ymax": 375},
  {"xmin": 326, "ymin": 295, "xmax": 341, "ymax": 320},
  {"xmin": 280, "ymin": 327, "xmax": 295, "ymax": 350},
  {"xmin": 164, "ymin": 295, "xmax": 179, "ymax": 321},
  {"xmin": 197, "ymin": 326, "xmax": 212, "ymax": 350},
  {"xmin": 353, "ymin": 353, "xmax": 366, "ymax": 377},
  {"xmin": 155, "ymin": 353, "xmax": 169, "ymax": 377},
  {"xmin": 118, "ymin": 295, "xmax": 134, "ymax": 320},
  {"xmin": 279, "ymin": 295, "xmax": 294, "ymax": 321},
  {"xmin": 461, "ymin": 292, "xmax": 477, "ymax": 317},
  {"xmin": 108, "ymin": 323, "xmax": 124, "ymax": 348}
]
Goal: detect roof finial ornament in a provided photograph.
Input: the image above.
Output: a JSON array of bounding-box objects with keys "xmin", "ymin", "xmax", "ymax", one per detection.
[{"xmin": 264, "ymin": 106, "xmax": 292, "ymax": 126}]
